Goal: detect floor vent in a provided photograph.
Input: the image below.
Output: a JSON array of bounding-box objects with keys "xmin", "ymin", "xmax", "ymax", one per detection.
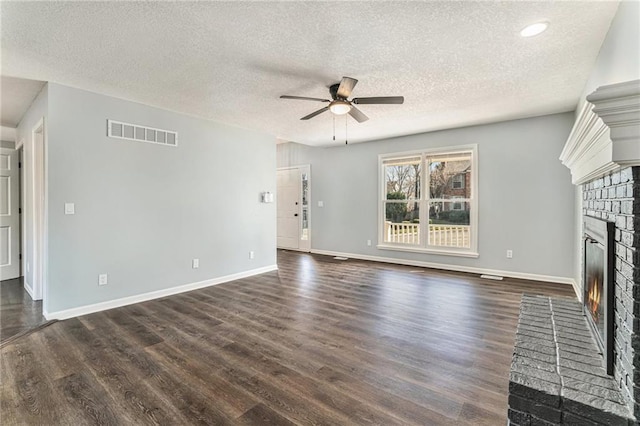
[
  {"xmin": 107, "ymin": 120, "xmax": 178, "ymax": 147},
  {"xmin": 480, "ymin": 274, "xmax": 504, "ymax": 280},
  {"xmin": 333, "ymin": 256, "xmax": 349, "ymax": 260}
]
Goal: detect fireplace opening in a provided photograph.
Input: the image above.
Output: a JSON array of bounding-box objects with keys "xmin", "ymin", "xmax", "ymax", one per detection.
[{"xmin": 583, "ymin": 216, "xmax": 614, "ymax": 375}]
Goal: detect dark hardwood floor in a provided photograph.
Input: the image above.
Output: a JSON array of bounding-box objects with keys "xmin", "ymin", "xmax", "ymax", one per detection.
[
  {"xmin": 1, "ymin": 251, "xmax": 575, "ymax": 425},
  {"xmin": 0, "ymin": 277, "xmax": 47, "ymax": 344}
]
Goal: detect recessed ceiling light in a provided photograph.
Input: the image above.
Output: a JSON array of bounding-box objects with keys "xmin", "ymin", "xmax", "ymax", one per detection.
[{"xmin": 520, "ymin": 21, "xmax": 549, "ymax": 38}]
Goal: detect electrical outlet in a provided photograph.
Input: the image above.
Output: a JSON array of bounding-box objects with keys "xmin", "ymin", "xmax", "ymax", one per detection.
[
  {"xmin": 318, "ymin": 201, "xmax": 324, "ymax": 207},
  {"xmin": 249, "ymin": 251, "xmax": 255, "ymax": 260},
  {"xmin": 506, "ymin": 250, "xmax": 513, "ymax": 259},
  {"xmin": 192, "ymin": 258, "xmax": 199, "ymax": 269},
  {"xmin": 98, "ymin": 274, "xmax": 108, "ymax": 286},
  {"xmin": 367, "ymin": 239, "xmax": 372, "ymax": 246}
]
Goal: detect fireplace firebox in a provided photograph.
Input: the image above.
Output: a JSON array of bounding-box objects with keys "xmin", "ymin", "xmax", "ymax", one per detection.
[{"xmin": 583, "ymin": 216, "xmax": 614, "ymax": 375}]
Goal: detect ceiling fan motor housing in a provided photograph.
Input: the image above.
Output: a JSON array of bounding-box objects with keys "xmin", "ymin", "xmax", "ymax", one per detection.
[{"xmin": 329, "ymin": 83, "xmax": 342, "ymax": 100}]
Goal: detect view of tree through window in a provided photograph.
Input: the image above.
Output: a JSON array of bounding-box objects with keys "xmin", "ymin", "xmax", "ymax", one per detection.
[
  {"xmin": 428, "ymin": 153, "xmax": 471, "ymax": 239},
  {"xmin": 380, "ymin": 149, "xmax": 475, "ymax": 252},
  {"xmin": 384, "ymin": 157, "xmax": 421, "ymax": 245}
]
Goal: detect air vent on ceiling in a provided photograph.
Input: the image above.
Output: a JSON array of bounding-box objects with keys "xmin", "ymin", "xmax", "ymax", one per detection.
[{"xmin": 107, "ymin": 120, "xmax": 178, "ymax": 147}]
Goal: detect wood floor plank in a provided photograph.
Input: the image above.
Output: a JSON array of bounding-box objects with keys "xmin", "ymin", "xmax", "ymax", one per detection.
[
  {"xmin": 237, "ymin": 403, "xmax": 297, "ymax": 425},
  {"xmin": 0, "ymin": 278, "xmax": 46, "ymax": 344},
  {"xmin": 1, "ymin": 339, "xmax": 65, "ymax": 424},
  {"xmin": 0, "ymin": 250, "xmax": 576, "ymax": 425},
  {"xmin": 58, "ymin": 371, "xmax": 124, "ymax": 425}
]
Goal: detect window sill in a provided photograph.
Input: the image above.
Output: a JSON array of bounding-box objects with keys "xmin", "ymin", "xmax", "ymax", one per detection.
[{"xmin": 376, "ymin": 244, "xmax": 479, "ymax": 258}]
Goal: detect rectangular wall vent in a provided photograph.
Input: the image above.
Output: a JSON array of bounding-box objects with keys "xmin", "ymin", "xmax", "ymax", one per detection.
[{"xmin": 107, "ymin": 120, "xmax": 178, "ymax": 147}]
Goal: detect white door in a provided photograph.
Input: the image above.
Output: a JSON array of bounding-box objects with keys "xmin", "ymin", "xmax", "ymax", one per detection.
[
  {"xmin": 277, "ymin": 168, "xmax": 301, "ymax": 249},
  {"xmin": 0, "ymin": 147, "xmax": 20, "ymax": 280}
]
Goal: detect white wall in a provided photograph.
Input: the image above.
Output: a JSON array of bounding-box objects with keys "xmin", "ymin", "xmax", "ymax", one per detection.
[
  {"xmin": 16, "ymin": 85, "xmax": 48, "ymax": 295},
  {"xmin": 279, "ymin": 112, "xmax": 576, "ymax": 282},
  {"xmin": 36, "ymin": 83, "xmax": 276, "ymax": 315},
  {"xmin": 572, "ymin": 0, "xmax": 640, "ymax": 293}
]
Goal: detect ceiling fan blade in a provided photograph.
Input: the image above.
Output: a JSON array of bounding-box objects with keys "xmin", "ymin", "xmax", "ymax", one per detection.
[
  {"xmin": 280, "ymin": 95, "xmax": 330, "ymax": 102},
  {"xmin": 337, "ymin": 77, "xmax": 358, "ymax": 99},
  {"xmin": 352, "ymin": 96, "xmax": 404, "ymax": 105},
  {"xmin": 348, "ymin": 105, "xmax": 369, "ymax": 123},
  {"xmin": 301, "ymin": 106, "xmax": 329, "ymax": 120}
]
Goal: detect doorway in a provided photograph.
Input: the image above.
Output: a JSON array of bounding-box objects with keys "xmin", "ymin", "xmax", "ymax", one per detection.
[
  {"xmin": 0, "ymin": 134, "xmax": 47, "ymax": 344},
  {"xmin": 0, "ymin": 144, "xmax": 21, "ymax": 280},
  {"xmin": 277, "ymin": 165, "xmax": 310, "ymax": 251}
]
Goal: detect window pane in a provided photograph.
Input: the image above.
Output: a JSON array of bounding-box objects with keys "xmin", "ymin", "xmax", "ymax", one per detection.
[
  {"xmin": 428, "ymin": 201, "xmax": 470, "ymax": 248},
  {"xmin": 301, "ymin": 207, "xmax": 309, "ymax": 240},
  {"xmin": 302, "ymin": 173, "xmax": 308, "ymax": 206},
  {"xmin": 384, "ymin": 201, "xmax": 420, "ymax": 245},
  {"xmin": 384, "ymin": 157, "xmax": 421, "ymax": 201},
  {"xmin": 428, "ymin": 153, "xmax": 471, "ymax": 199}
]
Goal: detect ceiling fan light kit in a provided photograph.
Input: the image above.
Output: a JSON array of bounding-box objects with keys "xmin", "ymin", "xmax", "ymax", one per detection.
[
  {"xmin": 280, "ymin": 76, "xmax": 404, "ymax": 124},
  {"xmin": 329, "ymin": 100, "xmax": 351, "ymax": 115}
]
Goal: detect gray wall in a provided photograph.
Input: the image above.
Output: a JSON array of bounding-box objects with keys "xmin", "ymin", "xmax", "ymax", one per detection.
[
  {"xmin": 577, "ymin": 1, "xmax": 640, "ymax": 112},
  {"xmin": 279, "ymin": 112, "xmax": 576, "ymax": 280},
  {"xmin": 42, "ymin": 83, "xmax": 276, "ymax": 314},
  {"xmin": 572, "ymin": 0, "xmax": 640, "ymax": 290},
  {"xmin": 16, "ymin": 85, "xmax": 48, "ymax": 293}
]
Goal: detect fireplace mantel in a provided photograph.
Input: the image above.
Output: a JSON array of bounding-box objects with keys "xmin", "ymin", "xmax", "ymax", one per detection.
[{"xmin": 560, "ymin": 80, "xmax": 640, "ymax": 185}]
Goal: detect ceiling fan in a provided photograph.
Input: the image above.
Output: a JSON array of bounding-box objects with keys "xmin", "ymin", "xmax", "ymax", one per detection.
[{"xmin": 280, "ymin": 76, "xmax": 404, "ymax": 123}]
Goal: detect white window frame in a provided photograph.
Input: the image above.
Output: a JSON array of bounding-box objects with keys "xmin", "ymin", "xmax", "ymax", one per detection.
[{"xmin": 377, "ymin": 144, "xmax": 479, "ymax": 258}]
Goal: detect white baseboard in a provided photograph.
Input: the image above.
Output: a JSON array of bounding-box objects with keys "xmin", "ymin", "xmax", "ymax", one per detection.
[
  {"xmin": 309, "ymin": 249, "xmax": 576, "ymax": 286},
  {"xmin": 24, "ymin": 280, "xmax": 35, "ymax": 299},
  {"xmin": 571, "ymin": 279, "xmax": 582, "ymax": 301},
  {"xmin": 44, "ymin": 264, "xmax": 278, "ymax": 321}
]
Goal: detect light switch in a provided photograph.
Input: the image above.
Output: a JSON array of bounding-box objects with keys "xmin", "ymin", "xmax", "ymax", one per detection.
[
  {"xmin": 65, "ymin": 203, "xmax": 75, "ymax": 215},
  {"xmin": 318, "ymin": 201, "xmax": 324, "ymax": 207}
]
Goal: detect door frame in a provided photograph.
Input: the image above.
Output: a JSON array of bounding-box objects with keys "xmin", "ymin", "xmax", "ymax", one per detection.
[
  {"xmin": 15, "ymin": 140, "xmax": 25, "ymax": 277},
  {"xmin": 22, "ymin": 117, "xmax": 48, "ymax": 304},
  {"xmin": 277, "ymin": 164, "xmax": 311, "ymax": 252}
]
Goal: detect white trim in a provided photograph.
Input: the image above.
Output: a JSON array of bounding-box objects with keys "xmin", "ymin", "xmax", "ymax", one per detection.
[
  {"xmin": 378, "ymin": 144, "xmax": 478, "ymax": 256},
  {"xmin": 29, "ymin": 118, "xmax": 47, "ymax": 302},
  {"xmin": 310, "ymin": 249, "xmax": 574, "ymax": 285},
  {"xmin": 24, "ymin": 280, "xmax": 35, "ymax": 299},
  {"xmin": 276, "ymin": 164, "xmax": 311, "ymax": 252},
  {"xmin": 278, "ymin": 247, "xmax": 312, "ymax": 253},
  {"xmin": 571, "ymin": 278, "xmax": 582, "ymax": 302},
  {"xmin": 17, "ymin": 143, "xmax": 25, "ymax": 277},
  {"xmin": 376, "ymin": 244, "xmax": 479, "ymax": 258},
  {"xmin": 44, "ymin": 264, "xmax": 278, "ymax": 321},
  {"xmin": 560, "ymin": 80, "xmax": 640, "ymax": 184}
]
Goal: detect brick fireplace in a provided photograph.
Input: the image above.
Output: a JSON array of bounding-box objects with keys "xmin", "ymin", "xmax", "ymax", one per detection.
[
  {"xmin": 583, "ymin": 167, "xmax": 640, "ymax": 410},
  {"xmin": 507, "ymin": 80, "xmax": 639, "ymax": 425},
  {"xmin": 560, "ymin": 79, "xmax": 640, "ymax": 419}
]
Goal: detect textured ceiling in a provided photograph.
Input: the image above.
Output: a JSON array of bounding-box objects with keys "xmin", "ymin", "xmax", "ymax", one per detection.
[
  {"xmin": 1, "ymin": 2, "xmax": 619, "ymax": 146},
  {"xmin": 1, "ymin": 76, "xmax": 45, "ymax": 127}
]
